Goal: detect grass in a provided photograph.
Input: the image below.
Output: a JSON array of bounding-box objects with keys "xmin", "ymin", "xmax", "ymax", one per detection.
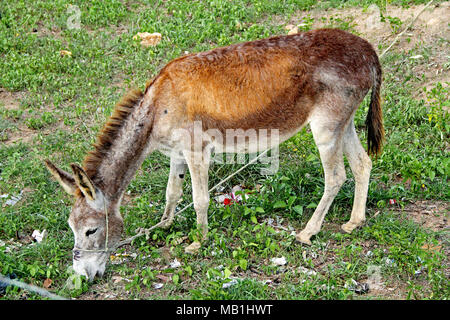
[{"xmin": 0, "ymin": 0, "xmax": 449, "ymax": 300}]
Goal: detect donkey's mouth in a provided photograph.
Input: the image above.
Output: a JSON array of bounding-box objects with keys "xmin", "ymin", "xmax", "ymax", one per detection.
[
  {"xmin": 94, "ymin": 269, "xmax": 105, "ymax": 279},
  {"xmin": 76, "ymin": 265, "xmax": 105, "ymax": 282},
  {"xmin": 73, "ymin": 255, "xmax": 107, "ymax": 281}
]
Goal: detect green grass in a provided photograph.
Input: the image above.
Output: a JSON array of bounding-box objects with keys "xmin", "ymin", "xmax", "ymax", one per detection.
[{"xmin": 0, "ymin": 0, "xmax": 449, "ymax": 300}]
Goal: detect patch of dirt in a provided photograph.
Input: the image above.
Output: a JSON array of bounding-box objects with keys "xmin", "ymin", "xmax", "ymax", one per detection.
[
  {"xmin": 363, "ymin": 274, "xmax": 409, "ymax": 300},
  {"xmin": 1, "ymin": 116, "xmax": 70, "ymax": 146},
  {"xmin": 0, "ymin": 88, "xmax": 24, "ymax": 110},
  {"xmin": 0, "ymin": 87, "xmax": 78, "ymax": 146},
  {"xmin": 5, "ymin": 126, "xmax": 44, "ymax": 146},
  {"xmin": 394, "ymin": 200, "xmax": 449, "ymax": 232},
  {"xmin": 393, "ymin": 200, "xmax": 450, "ymax": 294},
  {"xmin": 283, "ymin": 2, "xmax": 449, "ymax": 51},
  {"xmin": 34, "ymin": 25, "xmax": 63, "ymax": 40}
]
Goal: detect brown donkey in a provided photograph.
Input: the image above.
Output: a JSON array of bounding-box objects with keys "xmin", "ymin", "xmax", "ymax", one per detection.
[{"xmin": 45, "ymin": 29, "xmax": 383, "ymax": 280}]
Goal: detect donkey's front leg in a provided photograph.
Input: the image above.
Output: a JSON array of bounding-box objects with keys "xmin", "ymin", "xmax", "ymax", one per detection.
[
  {"xmin": 160, "ymin": 156, "xmax": 187, "ymax": 228},
  {"xmin": 183, "ymin": 147, "xmax": 211, "ymax": 252}
]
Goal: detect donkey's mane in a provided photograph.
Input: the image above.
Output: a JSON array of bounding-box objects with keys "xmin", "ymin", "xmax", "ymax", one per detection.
[
  {"xmin": 82, "ymin": 88, "xmax": 144, "ymax": 182},
  {"xmin": 82, "ymin": 77, "xmax": 157, "ymax": 183}
]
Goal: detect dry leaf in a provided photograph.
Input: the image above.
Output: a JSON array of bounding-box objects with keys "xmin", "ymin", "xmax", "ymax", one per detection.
[
  {"xmin": 156, "ymin": 274, "xmax": 170, "ymax": 283},
  {"xmin": 43, "ymin": 278, "xmax": 53, "ymax": 289},
  {"xmin": 60, "ymin": 50, "xmax": 72, "ymax": 57},
  {"xmin": 111, "ymin": 276, "xmax": 123, "ymax": 284},
  {"xmin": 421, "ymin": 243, "xmax": 442, "ymax": 253},
  {"xmin": 132, "ymin": 32, "xmax": 147, "ymax": 40},
  {"xmin": 284, "ymin": 24, "xmax": 295, "ymax": 31},
  {"xmin": 133, "ymin": 32, "xmax": 162, "ymax": 47}
]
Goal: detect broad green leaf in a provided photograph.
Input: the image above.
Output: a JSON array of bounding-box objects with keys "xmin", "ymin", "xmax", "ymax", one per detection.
[{"xmin": 273, "ymin": 200, "xmax": 286, "ymax": 209}]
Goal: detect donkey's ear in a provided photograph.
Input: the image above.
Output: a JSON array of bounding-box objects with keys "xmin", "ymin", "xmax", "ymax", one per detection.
[
  {"xmin": 44, "ymin": 160, "xmax": 77, "ymax": 195},
  {"xmin": 70, "ymin": 163, "xmax": 97, "ymax": 201}
]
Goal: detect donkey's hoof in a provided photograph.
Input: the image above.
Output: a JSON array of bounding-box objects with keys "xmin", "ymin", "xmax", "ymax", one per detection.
[
  {"xmin": 184, "ymin": 241, "xmax": 201, "ymax": 254},
  {"xmin": 341, "ymin": 221, "xmax": 364, "ymax": 234},
  {"xmin": 296, "ymin": 232, "xmax": 312, "ymax": 246}
]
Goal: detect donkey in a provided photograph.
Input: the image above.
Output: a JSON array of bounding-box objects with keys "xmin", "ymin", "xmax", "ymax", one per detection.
[{"xmin": 45, "ymin": 29, "xmax": 383, "ymax": 281}]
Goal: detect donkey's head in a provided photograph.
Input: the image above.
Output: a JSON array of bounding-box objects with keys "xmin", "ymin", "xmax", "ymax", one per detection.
[{"xmin": 44, "ymin": 160, "xmax": 123, "ymax": 281}]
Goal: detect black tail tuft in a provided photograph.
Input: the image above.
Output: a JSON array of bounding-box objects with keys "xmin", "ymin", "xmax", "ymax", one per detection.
[{"xmin": 366, "ymin": 57, "xmax": 384, "ymax": 157}]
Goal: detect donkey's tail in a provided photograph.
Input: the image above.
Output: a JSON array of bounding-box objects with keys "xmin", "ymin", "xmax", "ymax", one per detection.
[{"xmin": 366, "ymin": 56, "xmax": 384, "ymax": 157}]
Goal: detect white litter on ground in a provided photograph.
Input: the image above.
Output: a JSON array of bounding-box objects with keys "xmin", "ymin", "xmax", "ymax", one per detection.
[
  {"xmin": 1, "ymin": 191, "xmax": 23, "ymax": 206},
  {"xmin": 298, "ymin": 266, "xmax": 317, "ymax": 276},
  {"xmin": 222, "ymin": 279, "xmax": 238, "ymax": 289},
  {"xmin": 271, "ymin": 257, "xmax": 287, "ymax": 266},
  {"xmin": 153, "ymin": 283, "xmax": 164, "ymax": 289},
  {"xmin": 31, "ymin": 229, "xmax": 47, "ymax": 243},
  {"xmin": 169, "ymin": 258, "xmax": 181, "ymax": 269}
]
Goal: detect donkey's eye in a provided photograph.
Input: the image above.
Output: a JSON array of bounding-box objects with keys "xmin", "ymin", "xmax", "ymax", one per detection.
[{"xmin": 85, "ymin": 228, "xmax": 98, "ymax": 237}]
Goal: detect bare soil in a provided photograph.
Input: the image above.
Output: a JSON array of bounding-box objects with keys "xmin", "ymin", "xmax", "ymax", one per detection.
[{"xmin": 395, "ymin": 200, "xmax": 449, "ymax": 232}]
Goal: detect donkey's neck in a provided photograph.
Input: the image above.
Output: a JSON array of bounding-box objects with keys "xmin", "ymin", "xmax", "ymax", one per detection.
[{"xmin": 87, "ymin": 91, "xmax": 156, "ymax": 200}]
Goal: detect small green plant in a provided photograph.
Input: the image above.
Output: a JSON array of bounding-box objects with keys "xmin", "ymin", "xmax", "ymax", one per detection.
[
  {"xmin": 298, "ymin": 15, "xmax": 315, "ymax": 31},
  {"xmin": 424, "ymin": 82, "xmax": 450, "ymax": 131},
  {"xmin": 26, "ymin": 112, "xmax": 56, "ymax": 129},
  {"xmin": 386, "ymin": 15, "xmax": 403, "ymax": 33}
]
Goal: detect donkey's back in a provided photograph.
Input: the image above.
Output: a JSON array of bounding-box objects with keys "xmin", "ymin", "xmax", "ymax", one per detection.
[{"xmin": 160, "ymin": 29, "xmax": 381, "ymax": 138}]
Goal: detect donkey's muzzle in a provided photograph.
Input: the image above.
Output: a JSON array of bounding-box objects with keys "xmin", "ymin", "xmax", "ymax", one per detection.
[{"xmin": 73, "ymin": 250, "xmax": 81, "ymax": 261}]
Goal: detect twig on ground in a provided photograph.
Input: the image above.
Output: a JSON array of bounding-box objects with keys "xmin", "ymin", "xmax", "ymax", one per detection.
[{"xmin": 380, "ymin": 0, "xmax": 434, "ymax": 58}]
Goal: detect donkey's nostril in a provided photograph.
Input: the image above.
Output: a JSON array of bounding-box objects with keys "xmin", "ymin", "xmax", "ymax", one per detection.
[{"xmin": 73, "ymin": 250, "xmax": 81, "ymax": 260}]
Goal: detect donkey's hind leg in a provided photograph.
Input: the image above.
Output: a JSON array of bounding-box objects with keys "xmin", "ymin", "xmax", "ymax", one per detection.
[
  {"xmin": 296, "ymin": 118, "xmax": 347, "ymax": 245},
  {"xmin": 341, "ymin": 120, "xmax": 372, "ymax": 233},
  {"xmin": 160, "ymin": 156, "xmax": 187, "ymax": 228}
]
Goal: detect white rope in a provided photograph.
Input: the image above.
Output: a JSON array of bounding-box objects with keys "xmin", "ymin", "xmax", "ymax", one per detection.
[{"xmin": 0, "ymin": 274, "xmax": 68, "ymax": 300}]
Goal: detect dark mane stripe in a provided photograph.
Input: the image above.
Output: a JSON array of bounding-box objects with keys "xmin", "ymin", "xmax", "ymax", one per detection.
[{"xmin": 82, "ymin": 88, "xmax": 144, "ymax": 181}]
